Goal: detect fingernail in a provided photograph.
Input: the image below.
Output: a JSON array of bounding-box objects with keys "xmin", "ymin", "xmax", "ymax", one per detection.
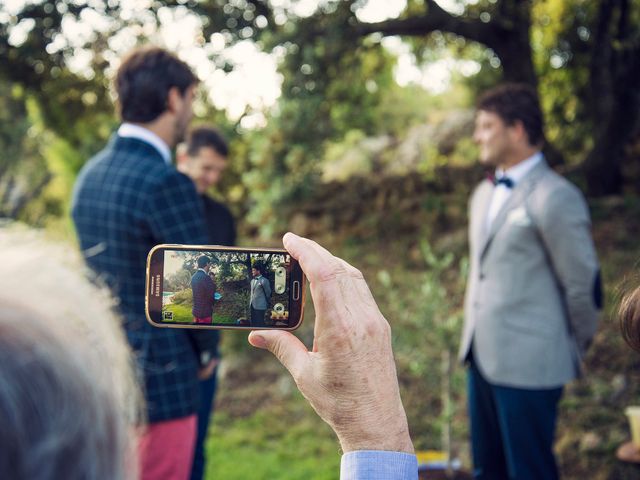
[{"xmin": 249, "ymin": 333, "xmax": 267, "ymax": 349}]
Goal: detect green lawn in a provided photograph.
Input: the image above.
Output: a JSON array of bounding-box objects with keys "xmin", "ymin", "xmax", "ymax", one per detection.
[
  {"xmin": 164, "ymin": 303, "xmax": 236, "ymax": 324},
  {"xmin": 164, "ymin": 303, "xmax": 192, "ymax": 323},
  {"xmin": 204, "ymin": 409, "xmax": 341, "ymax": 479}
]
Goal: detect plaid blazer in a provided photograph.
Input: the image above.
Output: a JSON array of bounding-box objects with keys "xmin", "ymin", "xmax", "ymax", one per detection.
[
  {"xmin": 191, "ymin": 270, "xmax": 215, "ymax": 318},
  {"xmin": 71, "ymin": 135, "xmax": 209, "ymax": 422}
]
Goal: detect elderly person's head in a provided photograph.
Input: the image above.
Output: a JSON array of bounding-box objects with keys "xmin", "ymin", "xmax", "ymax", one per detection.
[{"xmin": 0, "ymin": 226, "xmax": 140, "ymax": 480}]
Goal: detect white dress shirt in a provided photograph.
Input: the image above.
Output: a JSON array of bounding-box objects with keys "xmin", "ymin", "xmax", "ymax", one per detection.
[
  {"xmin": 117, "ymin": 123, "xmax": 172, "ymax": 165},
  {"xmin": 486, "ymin": 151, "xmax": 543, "ymax": 229}
]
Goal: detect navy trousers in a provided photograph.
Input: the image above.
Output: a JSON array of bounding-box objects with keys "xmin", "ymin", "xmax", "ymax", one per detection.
[
  {"xmin": 467, "ymin": 359, "xmax": 563, "ymax": 480},
  {"xmin": 190, "ymin": 368, "xmax": 218, "ymax": 480},
  {"xmin": 250, "ymin": 306, "xmax": 267, "ymax": 326}
]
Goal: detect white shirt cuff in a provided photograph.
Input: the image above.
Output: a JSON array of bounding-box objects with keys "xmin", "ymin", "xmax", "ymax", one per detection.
[{"xmin": 340, "ymin": 450, "xmax": 418, "ymax": 480}]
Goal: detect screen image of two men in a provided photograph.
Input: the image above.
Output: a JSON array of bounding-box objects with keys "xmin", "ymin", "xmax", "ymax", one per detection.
[{"xmin": 162, "ymin": 250, "xmax": 290, "ymax": 327}]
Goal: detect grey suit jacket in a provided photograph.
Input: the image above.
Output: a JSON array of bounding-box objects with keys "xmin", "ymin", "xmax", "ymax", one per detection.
[
  {"xmin": 459, "ymin": 160, "xmax": 601, "ymax": 388},
  {"xmin": 250, "ymin": 276, "xmax": 271, "ymax": 310}
]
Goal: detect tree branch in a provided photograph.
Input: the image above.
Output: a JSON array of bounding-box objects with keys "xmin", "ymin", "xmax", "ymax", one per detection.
[{"xmin": 353, "ymin": 0, "xmax": 507, "ymax": 50}]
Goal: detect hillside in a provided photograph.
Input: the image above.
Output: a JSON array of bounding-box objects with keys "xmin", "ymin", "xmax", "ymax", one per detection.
[{"xmin": 209, "ymin": 172, "xmax": 640, "ymax": 480}]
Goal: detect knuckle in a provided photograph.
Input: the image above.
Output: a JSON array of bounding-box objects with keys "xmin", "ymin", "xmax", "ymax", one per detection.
[
  {"xmin": 347, "ymin": 264, "xmax": 363, "ymax": 279},
  {"xmin": 316, "ymin": 259, "xmax": 346, "ymax": 283},
  {"xmin": 365, "ymin": 315, "xmax": 392, "ymax": 341}
]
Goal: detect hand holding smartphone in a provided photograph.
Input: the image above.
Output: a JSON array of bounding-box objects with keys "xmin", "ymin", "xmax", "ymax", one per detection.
[{"xmin": 146, "ymin": 245, "xmax": 305, "ymax": 330}]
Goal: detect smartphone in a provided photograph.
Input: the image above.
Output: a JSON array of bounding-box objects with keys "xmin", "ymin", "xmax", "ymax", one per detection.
[{"xmin": 146, "ymin": 244, "xmax": 305, "ymax": 330}]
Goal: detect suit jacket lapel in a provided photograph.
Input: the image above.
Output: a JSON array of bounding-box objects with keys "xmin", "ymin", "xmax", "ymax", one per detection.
[
  {"xmin": 472, "ymin": 182, "xmax": 494, "ymax": 256},
  {"xmin": 479, "ymin": 161, "xmax": 549, "ymax": 262}
]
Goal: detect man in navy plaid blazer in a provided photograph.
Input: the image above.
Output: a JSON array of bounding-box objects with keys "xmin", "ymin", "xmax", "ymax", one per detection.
[
  {"xmin": 191, "ymin": 256, "xmax": 216, "ymax": 323},
  {"xmin": 71, "ymin": 47, "xmax": 215, "ymax": 480}
]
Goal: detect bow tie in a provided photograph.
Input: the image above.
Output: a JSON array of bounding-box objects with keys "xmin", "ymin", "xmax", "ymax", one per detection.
[{"xmin": 490, "ymin": 175, "xmax": 514, "ymax": 189}]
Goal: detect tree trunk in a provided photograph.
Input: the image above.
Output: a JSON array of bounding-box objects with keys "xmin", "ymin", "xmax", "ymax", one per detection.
[
  {"xmin": 583, "ymin": 0, "xmax": 640, "ymax": 196},
  {"xmin": 584, "ymin": 86, "xmax": 638, "ymax": 196},
  {"xmin": 489, "ymin": 2, "xmax": 537, "ymax": 87}
]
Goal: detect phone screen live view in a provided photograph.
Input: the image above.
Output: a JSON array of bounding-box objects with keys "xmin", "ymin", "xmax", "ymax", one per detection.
[{"xmin": 162, "ymin": 250, "xmax": 291, "ymax": 328}]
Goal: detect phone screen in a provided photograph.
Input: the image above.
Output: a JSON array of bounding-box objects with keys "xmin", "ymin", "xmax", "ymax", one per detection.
[{"xmin": 146, "ymin": 245, "xmax": 304, "ymax": 330}]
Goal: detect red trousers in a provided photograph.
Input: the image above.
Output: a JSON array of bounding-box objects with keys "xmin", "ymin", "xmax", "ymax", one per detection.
[
  {"xmin": 193, "ymin": 316, "xmax": 211, "ymax": 324},
  {"xmin": 138, "ymin": 415, "xmax": 197, "ymax": 480}
]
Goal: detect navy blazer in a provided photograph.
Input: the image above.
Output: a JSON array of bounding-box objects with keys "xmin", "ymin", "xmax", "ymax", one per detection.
[
  {"xmin": 71, "ymin": 135, "xmax": 209, "ymax": 422},
  {"xmin": 191, "ymin": 270, "xmax": 215, "ymax": 318},
  {"xmin": 201, "ymin": 194, "xmax": 236, "ymax": 246}
]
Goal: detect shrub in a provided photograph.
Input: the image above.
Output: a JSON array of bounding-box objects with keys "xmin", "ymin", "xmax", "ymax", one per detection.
[{"xmin": 171, "ymin": 288, "xmax": 193, "ymax": 305}]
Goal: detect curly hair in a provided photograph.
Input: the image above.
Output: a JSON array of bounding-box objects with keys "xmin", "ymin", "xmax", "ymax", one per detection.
[
  {"xmin": 477, "ymin": 83, "xmax": 545, "ymax": 147},
  {"xmin": 116, "ymin": 46, "xmax": 197, "ymax": 123},
  {"xmin": 620, "ymin": 285, "xmax": 640, "ymax": 352}
]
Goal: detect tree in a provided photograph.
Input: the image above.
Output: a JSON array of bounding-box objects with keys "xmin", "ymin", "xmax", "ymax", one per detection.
[
  {"xmin": 198, "ymin": 0, "xmax": 639, "ymax": 195},
  {"xmin": 0, "ymin": 82, "xmax": 52, "ymax": 221},
  {"xmin": 0, "ymin": 1, "xmax": 116, "ymax": 157},
  {"xmin": 3, "ymin": 0, "xmax": 638, "ymax": 205},
  {"xmin": 582, "ymin": 0, "xmax": 640, "ymax": 195},
  {"xmin": 347, "ymin": 0, "xmax": 640, "ymax": 194}
]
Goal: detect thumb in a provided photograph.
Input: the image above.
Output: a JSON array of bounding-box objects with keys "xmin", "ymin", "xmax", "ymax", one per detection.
[{"xmin": 248, "ymin": 330, "xmax": 310, "ymax": 379}]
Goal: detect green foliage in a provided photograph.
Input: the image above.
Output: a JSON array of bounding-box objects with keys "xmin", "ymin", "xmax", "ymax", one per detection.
[
  {"xmin": 164, "ymin": 269, "xmax": 192, "ymax": 293},
  {"xmin": 343, "ymin": 230, "xmax": 470, "ymax": 452},
  {"xmin": 171, "ymin": 288, "xmax": 193, "ymax": 306},
  {"xmin": 531, "ymin": 0, "xmax": 596, "ymax": 164},
  {"xmin": 2, "ymin": 0, "xmax": 639, "ymax": 231},
  {"xmin": 0, "ymin": 0, "xmax": 116, "ymax": 154},
  {"xmin": 0, "ymin": 82, "xmax": 59, "ymax": 225},
  {"xmin": 240, "ymin": 26, "xmax": 401, "ymax": 234}
]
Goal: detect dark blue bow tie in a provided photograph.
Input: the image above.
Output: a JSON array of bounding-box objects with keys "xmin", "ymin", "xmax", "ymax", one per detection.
[{"xmin": 492, "ymin": 175, "xmax": 514, "ymax": 189}]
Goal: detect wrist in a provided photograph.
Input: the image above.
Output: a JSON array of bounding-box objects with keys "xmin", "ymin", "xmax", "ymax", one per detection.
[{"xmin": 335, "ymin": 407, "xmax": 414, "ymax": 454}]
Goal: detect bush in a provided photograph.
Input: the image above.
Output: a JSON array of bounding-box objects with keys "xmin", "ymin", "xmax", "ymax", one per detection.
[{"xmin": 171, "ymin": 288, "xmax": 192, "ymax": 305}]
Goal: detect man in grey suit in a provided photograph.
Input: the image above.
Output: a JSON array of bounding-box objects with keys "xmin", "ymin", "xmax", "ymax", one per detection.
[
  {"xmin": 459, "ymin": 83, "xmax": 602, "ymax": 479},
  {"xmin": 250, "ymin": 263, "xmax": 272, "ymax": 327}
]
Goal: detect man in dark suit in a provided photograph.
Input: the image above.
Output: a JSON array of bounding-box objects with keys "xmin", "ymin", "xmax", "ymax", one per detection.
[
  {"xmin": 177, "ymin": 127, "xmax": 236, "ymax": 480},
  {"xmin": 177, "ymin": 126, "xmax": 236, "ymax": 247},
  {"xmin": 71, "ymin": 47, "xmax": 217, "ymax": 480},
  {"xmin": 191, "ymin": 255, "xmax": 216, "ymax": 324},
  {"xmin": 459, "ymin": 84, "xmax": 601, "ymax": 479}
]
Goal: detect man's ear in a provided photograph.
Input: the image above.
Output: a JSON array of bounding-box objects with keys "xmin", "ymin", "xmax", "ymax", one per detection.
[
  {"xmin": 166, "ymin": 86, "xmax": 182, "ymax": 114},
  {"xmin": 509, "ymin": 120, "xmax": 528, "ymax": 144}
]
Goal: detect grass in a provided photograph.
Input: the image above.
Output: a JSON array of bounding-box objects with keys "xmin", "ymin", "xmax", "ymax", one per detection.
[
  {"xmin": 164, "ymin": 303, "xmax": 192, "ymax": 323},
  {"xmin": 164, "ymin": 303, "xmax": 237, "ymax": 324},
  {"xmin": 204, "ymin": 410, "xmax": 341, "ymax": 480},
  {"xmin": 203, "ymin": 360, "xmax": 342, "ymax": 480}
]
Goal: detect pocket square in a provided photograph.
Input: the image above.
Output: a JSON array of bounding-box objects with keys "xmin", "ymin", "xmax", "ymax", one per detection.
[{"xmin": 507, "ymin": 207, "xmax": 532, "ymax": 226}]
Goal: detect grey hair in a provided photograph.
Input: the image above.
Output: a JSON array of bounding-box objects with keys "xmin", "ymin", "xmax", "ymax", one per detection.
[{"xmin": 0, "ymin": 225, "xmax": 143, "ymax": 480}]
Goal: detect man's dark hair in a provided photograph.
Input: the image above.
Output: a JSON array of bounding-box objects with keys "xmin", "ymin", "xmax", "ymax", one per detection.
[
  {"xmin": 115, "ymin": 47, "xmax": 198, "ymax": 123},
  {"xmin": 186, "ymin": 126, "xmax": 229, "ymax": 158},
  {"xmin": 197, "ymin": 256, "xmax": 211, "ymax": 268},
  {"xmin": 477, "ymin": 83, "xmax": 544, "ymax": 147},
  {"xmin": 252, "ymin": 262, "xmax": 265, "ymax": 275}
]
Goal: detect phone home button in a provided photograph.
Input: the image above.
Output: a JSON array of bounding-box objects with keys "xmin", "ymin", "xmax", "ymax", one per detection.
[{"xmin": 292, "ymin": 281, "xmax": 300, "ymax": 300}]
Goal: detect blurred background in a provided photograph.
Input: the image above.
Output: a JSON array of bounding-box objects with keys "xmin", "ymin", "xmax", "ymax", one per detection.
[{"xmin": 2, "ymin": 0, "xmax": 640, "ymax": 478}]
